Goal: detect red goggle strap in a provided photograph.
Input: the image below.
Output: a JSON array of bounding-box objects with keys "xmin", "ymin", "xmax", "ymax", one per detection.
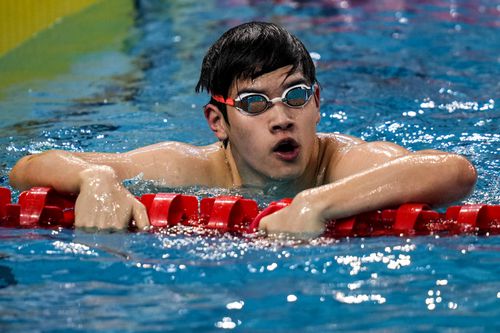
[{"xmin": 212, "ymin": 95, "xmax": 235, "ymax": 106}]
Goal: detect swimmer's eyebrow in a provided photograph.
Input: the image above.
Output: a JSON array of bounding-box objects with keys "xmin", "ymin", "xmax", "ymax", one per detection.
[{"xmin": 236, "ymin": 78, "xmax": 309, "ymax": 95}]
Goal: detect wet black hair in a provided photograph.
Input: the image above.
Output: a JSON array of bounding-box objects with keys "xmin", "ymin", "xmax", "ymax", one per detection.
[{"xmin": 195, "ymin": 21, "xmax": 316, "ymax": 123}]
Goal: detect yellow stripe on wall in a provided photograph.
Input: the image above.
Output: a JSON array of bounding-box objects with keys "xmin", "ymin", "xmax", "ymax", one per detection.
[
  {"xmin": 0, "ymin": 0, "xmax": 100, "ymax": 56},
  {"xmin": 0, "ymin": 0, "xmax": 134, "ymax": 96}
]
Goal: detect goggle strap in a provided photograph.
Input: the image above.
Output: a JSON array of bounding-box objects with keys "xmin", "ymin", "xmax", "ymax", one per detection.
[{"xmin": 212, "ymin": 95, "xmax": 235, "ymax": 106}]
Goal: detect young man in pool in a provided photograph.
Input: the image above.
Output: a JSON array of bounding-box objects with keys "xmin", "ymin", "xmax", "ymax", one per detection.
[{"xmin": 9, "ymin": 22, "xmax": 477, "ymax": 238}]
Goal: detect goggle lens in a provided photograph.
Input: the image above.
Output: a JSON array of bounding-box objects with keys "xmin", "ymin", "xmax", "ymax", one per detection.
[
  {"xmin": 242, "ymin": 95, "xmax": 269, "ymax": 114},
  {"xmin": 285, "ymin": 86, "xmax": 311, "ymax": 107}
]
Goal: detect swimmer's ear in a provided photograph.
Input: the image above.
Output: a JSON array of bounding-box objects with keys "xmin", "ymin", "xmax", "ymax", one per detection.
[
  {"xmin": 204, "ymin": 103, "xmax": 229, "ymax": 141},
  {"xmin": 313, "ymin": 84, "xmax": 320, "ymax": 108}
]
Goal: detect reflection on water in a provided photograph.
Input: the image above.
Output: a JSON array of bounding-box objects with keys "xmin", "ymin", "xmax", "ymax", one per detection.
[{"xmin": 1, "ymin": 227, "xmax": 499, "ymax": 331}]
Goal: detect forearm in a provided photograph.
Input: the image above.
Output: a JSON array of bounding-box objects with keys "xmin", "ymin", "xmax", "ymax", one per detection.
[
  {"xmin": 9, "ymin": 150, "xmax": 115, "ymax": 193},
  {"xmin": 297, "ymin": 153, "xmax": 477, "ymax": 222}
]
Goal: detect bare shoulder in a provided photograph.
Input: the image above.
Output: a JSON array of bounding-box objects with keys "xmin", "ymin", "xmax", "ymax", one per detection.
[
  {"xmin": 120, "ymin": 141, "xmax": 227, "ymax": 186},
  {"xmin": 318, "ymin": 133, "xmax": 411, "ymax": 182},
  {"xmin": 317, "ymin": 132, "xmax": 364, "ymax": 150},
  {"xmin": 125, "ymin": 141, "xmax": 220, "ymax": 159}
]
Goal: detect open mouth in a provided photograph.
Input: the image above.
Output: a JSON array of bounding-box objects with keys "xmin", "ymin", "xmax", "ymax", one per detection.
[{"xmin": 272, "ymin": 138, "xmax": 300, "ymax": 161}]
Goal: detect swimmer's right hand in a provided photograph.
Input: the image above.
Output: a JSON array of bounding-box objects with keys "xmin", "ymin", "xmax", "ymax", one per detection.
[{"xmin": 75, "ymin": 166, "xmax": 149, "ymax": 230}]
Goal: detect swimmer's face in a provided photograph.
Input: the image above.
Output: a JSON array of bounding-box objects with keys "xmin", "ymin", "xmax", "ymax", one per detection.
[{"xmin": 210, "ymin": 65, "xmax": 320, "ymax": 185}]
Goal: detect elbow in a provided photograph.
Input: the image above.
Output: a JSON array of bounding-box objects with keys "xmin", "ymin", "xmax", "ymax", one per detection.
[
  {"xmin": 454, "ymin": 154, "xmax": 477, "ymax": 196},
  {"xmin": 409, "ymin": 153, "xmax": 477, "ymax": 206},
  {"xmin": 9, "ymin": 154, "xmax": 35, "ymax": 190},
  {"xmin": 441, "ymin": 154, "xmax": 477, "ymax": 202},
  {"xmin": 9, "ymin": 150, "xmax": 61, "ymax": 190}
]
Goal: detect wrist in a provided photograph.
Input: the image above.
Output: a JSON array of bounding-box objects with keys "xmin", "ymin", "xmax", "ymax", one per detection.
[
  {"xmin": 78, "ymin": 165, "xmax": 119, "ymax": 189},
  {"xmin": 291, "ymin": 192, "xmax": 326, "ymax": 235},
  {"xmin": 293, "ymin": 189, "xmax": 327, "ymax": 222}
]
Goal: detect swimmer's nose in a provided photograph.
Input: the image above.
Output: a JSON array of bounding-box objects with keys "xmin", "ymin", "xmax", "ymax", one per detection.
[{"xmin": 269, "ymin": 103, "xmax": 295, "ymax": 133}]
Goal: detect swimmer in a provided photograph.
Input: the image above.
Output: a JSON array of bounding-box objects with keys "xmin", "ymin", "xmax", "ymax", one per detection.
[{"xmin": 9, "ymin": 22, "xmax": 477, "ymax": 238}]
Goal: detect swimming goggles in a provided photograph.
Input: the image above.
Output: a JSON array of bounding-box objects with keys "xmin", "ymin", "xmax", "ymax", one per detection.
[{"xmin": 212, "ymin": 83, "xmax": 315, "ymax": 116}]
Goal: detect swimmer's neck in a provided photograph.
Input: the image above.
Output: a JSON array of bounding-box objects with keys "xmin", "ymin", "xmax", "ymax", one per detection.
[{"xmin": 222, "ymin": 141, "xmax": 319, "ymax": 196}]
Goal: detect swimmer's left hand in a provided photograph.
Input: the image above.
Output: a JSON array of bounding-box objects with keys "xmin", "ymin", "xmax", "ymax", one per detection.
[{"xmin": 258, "ymin": 195, "xmax": 325, "ymax": 239}]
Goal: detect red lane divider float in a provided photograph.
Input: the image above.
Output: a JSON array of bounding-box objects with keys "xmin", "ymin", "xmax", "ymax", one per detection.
[{"xmin": 0, "ymin": 186, "xmax": 499, "ymax": 237}]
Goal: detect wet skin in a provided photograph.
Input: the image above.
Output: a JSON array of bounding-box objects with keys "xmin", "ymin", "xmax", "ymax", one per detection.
[
  {"xmin": 9, "ymin": 66, "xmax": 477, "ymax": 237},
  {"xmin": 205, "ymin": 66, "xmax": 321, "ymax": 189}
]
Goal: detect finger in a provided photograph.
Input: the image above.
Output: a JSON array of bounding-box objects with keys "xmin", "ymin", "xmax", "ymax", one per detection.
[
  {"xmin": 132, "ymin": 200, "xmax": 150, "ymax": 230},
  {"xmin": 258, "ymin": 216, "xmax": 268, "ymax": 232},
  {"xmin": 74, "ymin": 202, "xmax": 94, "ymax": 229},
  {"xmin": 74, "ymin": 209, "xmax": 84, "ymax": 228}
]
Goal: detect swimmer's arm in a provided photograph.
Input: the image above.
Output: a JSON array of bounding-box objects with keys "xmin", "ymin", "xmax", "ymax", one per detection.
[
  {"xmin": 9, "ymin": 149, "xmax": 114, "ymax": 192},
  {"xmin": 10, "ymin": 149, "xmax": 154, "ymax": 193},
  {"xmin": 260, "ymin": 142, "xmax": 477, "ymax": 238},
  {"xmin": 9, "ymin": 142, "xmax": 214, "ymax": 229},
  {"xmin": 9, "ymin": 149, "xmax": 150, "ymax": 229},
  {"xmin": 9, "ymin": 142, "xmax": 215, "ymax": 191}
]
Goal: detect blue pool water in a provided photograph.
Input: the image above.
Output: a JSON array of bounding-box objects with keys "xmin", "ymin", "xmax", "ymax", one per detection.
[{"xmin": 0, "ymin": 0, "xmax": 499, "ymax": 332}]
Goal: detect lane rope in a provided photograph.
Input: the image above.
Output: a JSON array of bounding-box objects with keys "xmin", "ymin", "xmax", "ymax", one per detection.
[{"xmin": 1, "ymin": 187, "xmax": 499, "ymax": 237}]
